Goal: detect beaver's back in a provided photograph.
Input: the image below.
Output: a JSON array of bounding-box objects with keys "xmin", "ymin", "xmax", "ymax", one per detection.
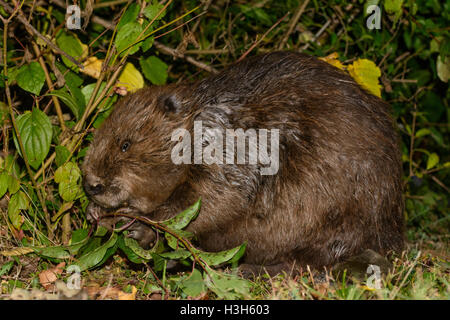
[{"xmin": 184, "ymin": 52, "xmax": 404, "ymax": 267}]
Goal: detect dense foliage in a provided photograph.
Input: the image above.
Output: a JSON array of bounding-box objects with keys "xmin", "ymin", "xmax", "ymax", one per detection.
[{"xmin": 0, "ymin": 0, "xmax": 448, "ymax": 299}]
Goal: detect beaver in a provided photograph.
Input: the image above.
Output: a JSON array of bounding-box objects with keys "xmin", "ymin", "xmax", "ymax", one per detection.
[{"xmin": 82, "ymin": 51, "xmax": 404, "ymax": 275}]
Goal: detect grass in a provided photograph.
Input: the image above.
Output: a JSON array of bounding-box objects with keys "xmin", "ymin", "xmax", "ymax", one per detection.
[{"xmin": 1, "ymin": 207, "xmax": 448, "ymax": 300}]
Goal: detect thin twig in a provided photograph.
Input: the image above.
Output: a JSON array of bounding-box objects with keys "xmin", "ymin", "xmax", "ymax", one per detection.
[
  {"xmin": 106, "ymin": 212, "xmax": 211, "ymax": 275},
  {"xmin": 237, "ymin": 12, "xmax": 290, "ymax": 63},
  {"xmin": 154, "ymin": 11, "xmax": 207, "ymax": 40},
  {"xmin": 409, "ymin": 105, "xmax": 417, "ymax": 177},
  {"xmin": 1, "ymin": 10, "xmax": 53, "ymax": 239},
  {"xmin": 93, "ymin": 0, "xmax": 129, "ymax": 9},
  {"xmin": 50, "ymin": 0, "xmax": 218, "ymax": 74},
  {"xmin": 389, "ymin": 251, "xmax": 421, "ymax": 299},
  {"xmin": 154, "ymin": 41, "xmax": 218, "ymax": 74},
  {"xmin": 0, "ymin": 0, "xmax": 83, "ymax": 69},
  {"xmin": 31, "ymin": 42, "xmax": 67, "ymax": 131},
  {"xmin": 299, "ymin": 19, "xmax": 331, "ymax": 52},
  {"xmin": 278, "ymin": 0, "xmax": 310, "ymax": 50}
]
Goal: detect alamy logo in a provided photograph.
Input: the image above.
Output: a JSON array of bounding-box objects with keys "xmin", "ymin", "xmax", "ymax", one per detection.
[
  {"xmin": 66, "ymin": 5, "xmax": 81, "ymax": 30},
  {"xmin": 171, "ymin": 121, "xmax": 280, "ymax": 175},
  {"xmin": 366, "ymin": 5, "xmax": 381, "ymax": 30},
  {"xmin": 366, "ymin": 264, "xmax": 382, "ymax": 289},
  {"xmin": 66, "ymin": 265, "xmax": 81, "ymax": 289}
]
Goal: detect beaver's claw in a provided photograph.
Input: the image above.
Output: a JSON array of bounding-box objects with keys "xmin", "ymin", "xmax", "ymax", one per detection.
[{"xmin": 125, "ymin": 222, "xmax": 157, "ymax": 249}]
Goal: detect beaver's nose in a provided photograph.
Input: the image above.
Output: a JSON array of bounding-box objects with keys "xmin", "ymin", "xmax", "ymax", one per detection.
[
  {"xmin": 85, "ymin": 182, "xmax": 105, "ymax": 196},
  {"xmin": 84, "ymin": 175, "xmax": 105, "ymax": 196}
]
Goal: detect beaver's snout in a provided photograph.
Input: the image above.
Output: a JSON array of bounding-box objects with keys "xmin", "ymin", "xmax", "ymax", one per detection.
[{"xmin": 83, "ymin": 174, "xmax": 105, "ymax": 197}]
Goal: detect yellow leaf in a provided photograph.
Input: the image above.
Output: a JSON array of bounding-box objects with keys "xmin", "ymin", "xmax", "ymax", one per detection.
[
  {"xmin": 320, "ymin": 52, "xmax": 345, "ymax": 71},
  {"xmin": 426, "ymin": 153, "xmax": 439, "ymax": 170},
  {"xmin": 361, "ymin": 285, "xmax": 377, "ymax": 291},
  {"xmin": 347, "ymin": 58, "xmax": 382, "ymax": 97},
  {"xmin": 117, "ymin": 63, "xmax": 144, "ymax": 94},
  {"xmin": 1, "ymin": 247, "xmax": 34, "ymax": 256},
  {"xmin": 82, "ymin": 57, "xmax": 103, "ymax": 79},
  {"xmin": 80, "ymin": 42, "xmax": 89, "ymax": 60},
  {"xmin": 118, "ymin": 286, "xmax": 137, "ymax": 300},
  {"xmin": 436, "ymin": 55, "xmax": 450, "ymax": 83}
]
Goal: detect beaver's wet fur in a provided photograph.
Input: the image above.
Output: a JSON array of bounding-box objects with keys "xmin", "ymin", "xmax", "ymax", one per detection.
[{"xmin": 82, "ymin": 52, "xmax": 404, "ymax": 276}]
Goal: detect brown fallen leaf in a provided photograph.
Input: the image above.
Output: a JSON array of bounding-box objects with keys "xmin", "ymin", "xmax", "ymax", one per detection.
[
  {"xmin": 149, "ymin": 292, "xmax": 162, "ymax": 300},
  {"xmin": 85, "ymin": 282, "xmax": 137, "ymax": 300},
  {"xmin": 39, "ymin": 262, "xmax": 65, "ymax": 290}
]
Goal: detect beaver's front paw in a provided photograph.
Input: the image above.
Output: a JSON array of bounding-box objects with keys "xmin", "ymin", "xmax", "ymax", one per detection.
[
  {"xmin": 126, "ymin": 221, "xmax": 157, "ymax": 249},
  {"xmin": 86, "ymin": 202, "xmax": 106, "ymax": 224}
]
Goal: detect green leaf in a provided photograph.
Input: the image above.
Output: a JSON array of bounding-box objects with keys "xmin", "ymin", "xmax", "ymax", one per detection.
[
  {"xmin": 143, "ymin": 3, "xmax": 166, "ymax": 21},
  {"xmin": 162, "ymin": 198, "xmax": 201, "ymax": 230},
  {"xmin": 94, "ymin": 226, "xmax": 108, "ymax": 237},
  {"xmin": 57, "ymin": 62, "xmax": 83, "ymax": 87},
  {"xmin": 123, "ymin": 236, "xmax": 154, "ymax": 260},
  {"xmin": 415, "ymin": 128, "xmax": 431, "ymax": 138},
  {"xmin": 7, "ymin": 174, "xmax": 20, "ymax": 194},
  {"xmin": 118, "ymin": 236, "xmax": 145, "ymax": 264},
  {"xmin": 59, "ymin": 181, "xmax": 82, "ymax": 202},
  {"xmin": 14, "ymin": 109, "xmax": 53, "ymax": 170},
  {"xmin": 0, "ymin": 171, "xmax": 8, "ymax": 198},
  {"xmin": 81, "ymin": 82, "xmax": 105, "ymax": 106},
  {"xmin": 239, "ymin": 5, "xmax": 272, "ymax": 26},
  {"xmin": 115, "ymin": 21, "xmax": 143, "ymax": 56},
  {"xmin": 47, "ymin": 88, "xmax": 82, "ymax": 120},
  {"xmin": 420, "ymin": 91, "xmax": 445, "ymax": 123},
  {"xmin": 117, "ymin": 3, "xmax": 140, "ymax": 31},
  {"xmin": 141, "ymin": 36, "xmax": 155, "ymax": 52},
  {"xmin": 6, "ymin": 66, "xmax": 20, "ymax": 84},
  {"xmin": 0, "ymin": 261, "xmax": 14, "ymax": 276},
  {"xmin": 426, "ymin": 153, "xmax": 439, "ymax": 170},
  {"xmin": 55, "ymin": 31, "xmax": 83, "ymax": 70},
  {"xmin": 71, "ymin": 229, "xmax": 89, "ymax": 244},
  {"xmin": 75, "ymin": 233, "xmax": 118, "ymax": 271},
  {"xmin": 16, "ymin": 62, "xmax": 45, "ymax": 95},
  {"xmin": 54, "ymin": 162, "xmax": 83, "ymax": 202},
  {"xmin": 0, "ymin": 101, "xmax": 8, "ymax": 127},
  {"xmin": 384, "ymin": 0, "xmax": 404, "ymax": 22},
  {"xmin": 204, "ymin": 268, "xmax": 251, "ymax": 299},
  {"xmin": 65, "ymin": 235, "xmax": 90, "ymax": 256},
  {"xmin": 55, "ymin": 145, "xmax": 71, "ymax": 167},
  {"xmin": 97, "ymin": 240, "xmax": 120, "ymax": 268},
  {"xmin": 8, "ymin": 191, "xmax": 28, "ymax": 229},
  {"xmin": 179, "ymin": 269, "xmax": 205, "ymax": 297},
  {"xmin": 436, "ymin": 55, "xmax": 450, "ymax": 83},
  {"xmin": 194, "ymin": 242, "xmax": 246, "ymax": 267},
  {"xmin": 2, "ymin": 154, "xmax": 21, "ymax": 177},
  {"xmin": 158, "ymin": 249, "xmax": 191, "ymax": 260},
  {"xmin": 31, "ymin": 246, "xmax": 71, "ymax": 259},
  {"xmin": 139, "ymin": 56, "xmax": 168, "ymax": 85},
  {"xmin": 54, "ymin": 162, "xmax": 81, "ymax": 183}
]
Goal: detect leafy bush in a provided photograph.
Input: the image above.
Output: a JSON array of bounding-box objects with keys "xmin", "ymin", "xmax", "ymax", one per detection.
[{"xmin": 0, "ymin": 0, "xmax": 448, "ymax": 299}]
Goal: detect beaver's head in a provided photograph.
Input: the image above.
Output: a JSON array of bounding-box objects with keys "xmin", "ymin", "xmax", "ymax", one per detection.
[{"xmin": 82, "ymin": 85, "xmax": 192, "ymax": 214}]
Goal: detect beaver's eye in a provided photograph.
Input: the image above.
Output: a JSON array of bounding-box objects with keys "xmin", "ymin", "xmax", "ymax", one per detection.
[{"xmin": 121, "ymin": 141, "xmax": 131, "ymax": 152}]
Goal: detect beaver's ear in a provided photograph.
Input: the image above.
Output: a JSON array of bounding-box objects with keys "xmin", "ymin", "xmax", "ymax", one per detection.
[{"xmin": 157, "ymin": 93, "xmax": 182, "ymax": 114}]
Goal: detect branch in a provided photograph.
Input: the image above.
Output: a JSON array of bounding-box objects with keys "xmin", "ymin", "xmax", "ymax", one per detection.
[
  {"xmin": 0, "ymin": 0, "xmax": 83, "ymax": 69},
  {"xmin": 278, "ymin": 0, "xmax": 310, "ymax": 50},
  {"xmin": 50, "ymin": 0, "xmax": 218, "ymax": 74},
  {"xmin": 237, "ymin": 12, "xmax": 289, "ymax": 63}
]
